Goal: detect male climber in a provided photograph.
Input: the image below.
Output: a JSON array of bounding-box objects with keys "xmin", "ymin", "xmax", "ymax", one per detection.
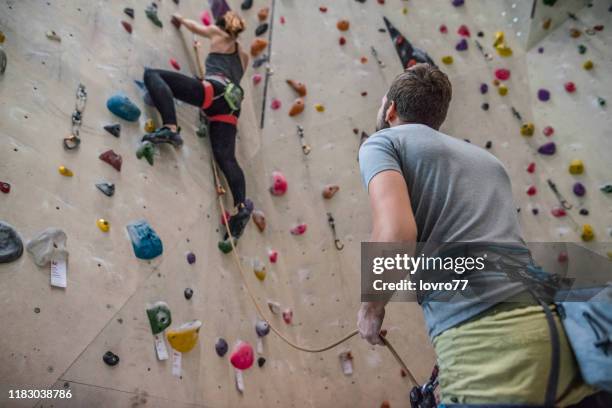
[
  {"xmin": 356, "ymin": 64, "xmax": 600, "ymax": 406},
  {"xmin": 141, "ymin": 10, "xmax": 252, "ymax": 240}
]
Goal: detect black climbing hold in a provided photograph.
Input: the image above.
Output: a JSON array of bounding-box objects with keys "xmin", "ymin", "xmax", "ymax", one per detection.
[
  {"xmin": 215, "ymin": 338, "xmax": 228, "ymax": 357},
  {"xmin": 96, "ymin": 182, "xmax": 115, "ymax": 197},
  {"xmin": 485, "ymin": 141, "xmax": 492, "ymax": 149},
  {"xmin": 477, "ymin": 31, "xmax": 484, "ymax": 37},
  {"xmin": 184, "ymin": 288, "xmax": 194, "ymax": 300},
  {"xmin": 173, "ymin": 0, "xmax": 179, "ymax": 4},
  {"xmin": 532, "ymin": 208, "xmax": 539, "ymax": 215},
  {"xmin": 241, "ymin": 0, "xmax": 253, "ymax": 10},
  {"xmin": 378, "ymin": 28, "xmax": 387, "ymax": 33},
  {"xmin": 255, "ymin": 23, "xmax": 269, "ymax": 36},
  {"xmin": 104, "ymin": 124, "xmax": 121, "ymax": 138},
  {"xmin": 34, "ymin": 307, "xmax": 41, "ymax": 313},
  {"xmin": 124, "ymin": 7, "xmax": 134, "ymax": 19},
  {"xmin": 252, "ymin": 54, "xmax": 269, "ymax": 69},
  {"xmin": 103, "ymin": 351, "xmax": 120, "ymax": 366},
  {"xmin": 464, "ymin": 139, "xmax": 471, "ymax": 143},
  {"xmin": 0, "ymin": 221, "xmax": 24, "ymax": 264},
  {"xmin": 481, "ymin": 103, "xmax": 489, "ymax": 111},
  {"xmin": 579, "ymin": 208, "xmax": 589, "ymax": 216},
  {"xmin": 257, "ymin": 356, "xmax": 266, "ymax": 367}
]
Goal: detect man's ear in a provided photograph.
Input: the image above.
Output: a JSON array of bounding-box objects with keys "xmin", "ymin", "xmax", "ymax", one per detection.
[{"xmin": 385, "ymin": 100, "xmax": 397, "ymax": 124}]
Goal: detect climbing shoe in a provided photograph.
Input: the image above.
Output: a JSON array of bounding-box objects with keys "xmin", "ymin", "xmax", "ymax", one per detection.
[
  {"xmin": 142, "ymin": 126, "xmax": 183, "ymax": 147},
  {"xmin": 224, "ymin": 199, "xmax": 254, "ymax": 240}
]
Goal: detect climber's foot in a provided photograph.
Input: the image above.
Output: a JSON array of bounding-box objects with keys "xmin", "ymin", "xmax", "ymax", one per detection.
[
  {"xmin": 224, "ymin": 199, "xmax": 254, "ymax": 240},
  {"xmin": 142, "ymin": 126, "xmax": 183, "ymax": 147}
]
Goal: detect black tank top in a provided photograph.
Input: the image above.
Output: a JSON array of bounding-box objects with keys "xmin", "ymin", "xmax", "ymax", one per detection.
[{"xmin": 205, "ymin": 45, "xmax": 244, "ymax": 85}]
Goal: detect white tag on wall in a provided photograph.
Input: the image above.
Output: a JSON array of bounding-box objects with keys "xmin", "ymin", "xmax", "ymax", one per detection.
[
  {"xmin": 154, "ymin": 334, "xmax": 169, "ymax": 361},
  {"xmin": 256, "ymin": 337, "xmax": 264, "ymax": 355},
  {"xmin": 50, "ymin": 257, "xmax": 67, "ymax": 288},
  {"xmin": 235, "ymin": 369, "xmax": 244, "ymax": 393},
  {"xmin": 172, "ymin": 350, "xmax": 182, "ymax": 377}
]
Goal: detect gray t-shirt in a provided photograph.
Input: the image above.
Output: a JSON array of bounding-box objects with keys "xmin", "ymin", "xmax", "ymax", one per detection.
[{"xmin": 359, "ymin": 124, "xmax": 527, "ymax": 338}]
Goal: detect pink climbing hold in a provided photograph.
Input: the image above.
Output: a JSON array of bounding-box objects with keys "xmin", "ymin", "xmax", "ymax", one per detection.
[
  {"xmin": 527, "ymin": 162, "xmax": 536, "ymax": 173},
  {"xmin": 457, "ymin": 25, "xmax": 471, "ymax": 37},
  {"xmin": 290, "ymin": 223, "xmax": 307, "ymax": 235},
  {"xmin": 230, "ymin": 342, "xmax": 254, "ymax": 370},
  {"xmin": 564, "ymin": 82, "xmax": 576, "ymax": 93},
  {"xmin": 271, "ymin": 98, "xmax": 282, "ymax": 110},
  {"xmin": 221, "ymin": 210, "xmax": 231, "ymax": 226},
  {"xmin": 543, "ymin": 126, "xmax": 554, "ymax": 137},
  {"xmin": 526, "ymin": 186, "xmax": 537, "ymax": 196},
  {"xmin": 494, "ymin": 69, "xmax": 511, "ymax": 81},
  {"xmin": 282, "ymin": 308, "xmax": 293, "ymax": 324},
  {"xmin": 280, "ymin": 16, "xmax": 286, "ymax": 24},
  {"xmin": 551, "ymin": 207, "xmax": 567, "ymax": 218},
  {"xmin": 557, "ymin": 251, "xmax": 568, "ymax": 263},
  {"xmin": 169, "ymin": 58, "xmax": 180, "ymax": 70},
  {"xmin": 200, "ymin": 10, "xmax": 212, "ymax": 26},
  {"xmin": 252, "ymin": 74, "xmax": 263, "ymax": 85},
  {"xmin": 269, "ymin": 171, "xmax": 288, "ymax": 196},
  {"xmin": 439, "ymin": 24, "xmax": 448, "ymax": 34},
  {"xmin": 268, "ymin": 249, "xmax": 278, "ymax": 263}
]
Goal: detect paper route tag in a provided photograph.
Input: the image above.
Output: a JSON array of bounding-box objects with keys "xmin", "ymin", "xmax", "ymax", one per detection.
[
  {"xmin": 172, "ymin": 350, "xmax": 182, "ymax": 377},
  {"xmin": 154, "ymin": 334, "xmax": 168, "ymax": 361},
  {"xmin": 50, "ymin": 257, "xmax": 67, "ymax": 288}
]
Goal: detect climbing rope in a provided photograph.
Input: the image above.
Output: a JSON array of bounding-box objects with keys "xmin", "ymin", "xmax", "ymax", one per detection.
[{"xmin": 187, "ymin": 28, "xmax": 418, "ymax": 387}]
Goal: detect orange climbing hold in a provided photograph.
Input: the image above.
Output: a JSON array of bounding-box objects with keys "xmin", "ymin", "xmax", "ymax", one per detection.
[
  {"xmin": 250, "ymin": 38, "xmax": 268, "ymax": 57},
  {"xmin": 257, "ymin": 7, "xmax": 269, "ymax": 22},
  {"xmin": 322, "ymin": 184, "xmax": 340, "ymax": 199},
  {"xmin": 289, "ymin": 98, "xmax": 305, "ymax": 116},
  {"xmin": 286, "ymin": 79, "xmax": 307, "ymax": 97},
  {"xmin": 252, "ymin": 210, "xmax": 266, "ymax": 232},
  {"xmin": 337, "ymin": 19, "xmax": 350, "ymax": 31}
]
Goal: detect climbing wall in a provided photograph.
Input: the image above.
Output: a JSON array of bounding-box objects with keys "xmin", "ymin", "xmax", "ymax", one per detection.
[{"xmin": 0, "ymin": 0, "xmax": 610, "ymax": 407}]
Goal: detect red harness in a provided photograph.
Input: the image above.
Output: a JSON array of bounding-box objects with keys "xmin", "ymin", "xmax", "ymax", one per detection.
[{"xmin": 201, "ymin": 79, "xmax": 238, "ymax": 126}]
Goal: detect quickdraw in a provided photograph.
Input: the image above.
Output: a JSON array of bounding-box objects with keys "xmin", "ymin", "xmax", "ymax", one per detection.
[
  {"xmin": 370, "ymin": 46, "xmax": 385, "ymax": 68},
  {"xmin": 327, "ymin": 212, "xmax": 344, "ymax": 250},
  {"xmin": 547, "ymin": 179, "xmax": 573, "ymax": 210},
  {"xmin": 296, "ymin": 125, "xmax": 311, "ymax": 155},
  {"xmin": 63, "ymin": 83, "xmax": 87, "ymax": 150},
  {"xmin": 474, "ymin": 40, "xmax": 493, "ymax": 61}
]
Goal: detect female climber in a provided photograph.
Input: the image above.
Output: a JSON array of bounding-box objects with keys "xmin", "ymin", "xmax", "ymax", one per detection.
[{"xmin": 142, "ymin": 10, "xmax": 252, "ymax": 240}]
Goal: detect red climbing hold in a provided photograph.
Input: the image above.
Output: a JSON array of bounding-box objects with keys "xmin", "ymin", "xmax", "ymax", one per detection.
[
  {"xmin": 99, "ymin": 150, "xmax": 122, "ymax": 172},
  {"xmin": 252, "ymin": 74, "xmax": 262, "ymax": 85},
  {"xmin": 457, "ymin": 25, "xmax": 471, "ymax": 37},
  {"xmin": 339, "ymin": 36, "xmax": 346, "ymax": 46},
  {"xmin": 551, "ymin": 207, "xmax": 567, "ymax": 218},
  {"xmin": 526, "ymin": 186, "xmax": 537, "ymax": 196},
  {"xmin": 169, "ymin": 58, "xmax": 180, "ymax": 70},
  {"xmin": 564, "ymin": 82, "xmax": 576, "ymax": 93},
  {"xmin": 543, "ymin": 126, "xmax": 554, "ymax": 137},
  {"xmin": 282, "ymin": 308, "xmax": 293, "ymax": 324},
  {"xmin": 271, "ymin": 98, "xmax": 281, "ymax": 110},
  {"xmin": 290, "ymin": 223, "xmax": 307, "ymax": 235},
  {"xmin": 221, "ymin": 210, "xmax": 230, "ymax": 226},
  {"xmin": 121, "ymin": 21, "xmax": 133, "ymax": 34},
  {"xmin": 319, "ymin": 6, "xmax": 328, "ymax": 13},
  {"xmin": 280, "ymin": 16, "xmax": 285, "ymax": 24},
  {"xmin": 200, "ymin": 10, "xmax": 212, "ymax": 26},
  {"xmin": 270, "ymin": 171, "xmax": 288, "ymax": 196},
  {"xmin": 268, "ymin": 249, "xmax": 278, "ymax": 263},
  {"xmin": 557, "ymin": 251, "xmax": 568, "ymax": 263},
  {"xmin": 230, "ymin": 342, "xmax": 254, "ymax": 370},
  {"xmin": 439, "ymin": 24, "xmax": 448, "ymax": 34},
  {"xmin": 527, "ymin": 162, "xmax": 536, "ymax": 173},
  {"xmin": 0, "ymin": 181, "xmax": 10, "ymax": 194},
  {"xmin": 377, "ymin": 0, "xmax": 385, "ymax": 4},
  {"xmin": 494, "ymin": 69, "xmax": 511, "ymax": 81}
]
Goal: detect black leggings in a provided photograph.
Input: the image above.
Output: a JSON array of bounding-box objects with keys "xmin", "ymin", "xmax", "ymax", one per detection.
[{"xmin": 143, "ymin": 68, "xmax": 246, "ymax": 206}]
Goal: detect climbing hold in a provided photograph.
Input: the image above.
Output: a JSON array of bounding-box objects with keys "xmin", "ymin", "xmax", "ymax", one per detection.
[
  {"xmin": 0, "ymin": 47, "xmax": 6, "ymax": 75},
  {"xmin": 253, "ymin": 259, "xmax": 266, "ymax": 281},
  {"xmin": 252, "ymin": 210, "xmax": 266, "ymax": 232},
  {"xmin": 496, "ymin": 43, "xmax": 513, "ymax": 57},
  {"xmin": 99, "ymin": 150, "xmax": 122, "ymax": 172},
  {"xmin": 323, "ymin": 184, "xmax": 340, "ymax": 199},
  {"xmin": 0, "ymin": 182, "xmax": 10, "ymax": 194},
  {"xmin": 218, "ymin": 239, "xmax": 235, "ymax": 254},
  {"xmin": 121, "ymin": 21, "xmax": 133, "ymax": 34},
  {"xmin": 104, "ymin": 124, "xmax": 121, "ymax": 138},
  {"xmin": 532, "ymin": 208, "xmax": 539, "ymax": 215},
  {"xmin": 290, "ymin": 223, "xmax": 307, "ymax": 235},
  {"xmin": 485, "ymin": 141, "xmax": 492, "ymax": 149},
  {"xmin": 583, "ymin": 60, "xmax": 594, "ymax": 70},
  {"xmin": 257, "ymin": 357, "xmax": 266, "ymax": 368},
  {"xmin": 579, "ymin": 208, "xmax": 589, "ymax": 216},
  {"xmin": 573, "ymin": 182, "xmax": 586, "ymax": 197},
  {"xmin": 494, "ymin": 68, "xmax": 510, "ymax": 81},
  {"xmin": 537, "ymin": 89, "xmax": 550, "ymax": 102},
  {"xmin": 551, "ymin": 207, "xmax": 567, "ymax": 218},
  {"xmin": 568, "ymin": 159, "xmax": 584, "ymax": 175},
  {"xmin": 286, "ymin": 79, "xmax": 307, "ymax": 97},
  {"xmin": 221, "ymin": 210, "xmax": 231, "ymax": 226},
  {"xmin": 289, "ymin": 98, "xmax": 305, "ymax": 116},
  {"xmin": 282, "ymin": 308, "xmax": 293, "ymax": 324},
  {"xmin": 569, "ymin": 28, "xmax": 581, "ymax": 38},
  {"xmin": 319, "ymin": 6, "xmax": 328, "ymax": 13},
  {"xmin": 250, "ymin": 38, "xmax": 268, "ymax": 57},
  {"xmin": 199, "ymin": 10, "xmax": 212, "ymax": 26},
  {"xmin": 252, "ymin": 74, "xmax": 262, "ymax": 85},
  {"xmin": 267, "ymin": 300, "xmax": 281, "ymax": 314},
  {"xmin": 527, "ymin": 162, "xmax": 536, "ymax": 173},
  {"xmin": 480, "ymin": 83, "xmax": 488, "ymax": 94},
  {"xmin": 526, "ymin": 186, "xmax": 537, "ymax": 196},
  {"xmin": 258, "ymin": 7, "xmax": 270, "ymax": 22},
  {"xmin": 543, "ymin": 0, "xmax": 557, "ymax": 5},
  {"xmin": 441, "ymin": 56, "xmax": 454, "ymax": 65},
  {"xmin": 457, "ymin": 25, "xmax": 471, "ymax": 37},
  {"xmin": 537, "ymin": 142, "xmax": 556, "ymax": 155},
  {"xmin": 452, "ymin": 0, "xmax": 465, "ymax": 6},
  {"xmin": 439, "ymin": 25, "xmax": 448, "ymax": 34},
  {"xmin": 107, "ymin": 93, "xmax": 141, "ymax": 122},
  {"xmin": 270, "ymin": 98, "xmax": 281, "ymax": 110},
  {"xmin": 58, "ymin": 166, "xmax": 74, "ymax": 177},
  {"xmin": 0, "ymin": 221, "xmax": 24, "ymax": 264},
  {"xmin": 166, "ymin": 320, "xmax": 202, "ymax": 353},
  {"xmin": 45, "ymin": 30, "xmax": 61, "ymax": 42},
  {"xmin": 481, "ymin": 103, "xmax": 489, "ymax": 111},
  {"xmin": 268, "ymin": 249, "xmax": 278, "ymax": 263},
  {"xmin": 557, "ymin": 251, "xmax": 568, "ymax": 263},
  {"xmin": 169, "ymin": 58, "xmax": 181, "ymax": 71},
  {"xmin": 269, "ymin": 171, "xmax": 288, "ymax": 196},
  {"xmin": 402, "ymin": 7, "xmax": 408, "ymax": 15},
  {"xmin": 600, "ymin": 184, "xmax": 612, "ymax": 194},
  {"xmin": 144, "ymin": 119, "xmax": 155, "ymax": 133},
  {"xmin": 381, "ymin": 401, "xmax": 391, "ymax": 408},
  {"xmin": 361, "ymin": 91, "xmax": 368, "ymax": 97},
  {"xmin": 146, "ymin": 301, "xmax": 172, "ymax": 335},
  {"xmin": 314, "ymin": 103, "xmax": 325, "ymax": 112},
  {"xmin": 26, "ymin": 228, "xmax": 68, "ymax": 268},
  {"xmin": 542, "ymin": 18, "xmax": 552, "ymax": 30},
  {"xmin": 145, "ymin": 3, "xmax": 163, "ymax": 27},
  {"xmin": 215, "ymin": 338, "xmax": 229, "ymax": 356},
  {"xmin": 184, "ymin": 288, "xmax": 193, "ymax": 300},
  {"xmin": 241, "ymin": 0, "xmax": 253, "ymax": 10},
  {"xmin": 598, "ymin": 97, "xmax": 607, "ymax": 107},
  {"xmin": 124, "ymin": 7, "xmax": 135, "ymax": 18},
  {"xmin": 255, "ymin": 320, "xmax": 270, "ymax": 337},
  {"xmin": 455, "ymin": 38, "xmax": 468, "ymax": 51},
  {"xmin": 581, "ymin": 224, "xmax": 594, "ymax": 242},
  {"xmin": 255, "ymin": 23, "xmax": 269, "ymax": 36},
  {"xmin": 103, "ymin": 351, "xmax": 120, "ymax": 367},
  {"xmin": 126, "ymin": 220, "xmax": 163, "ymax": 260},
  {"xmin": 337, "ymin": 19, "xmax": 350, "ymax": 32},
  {"xmin": 136, "ymin": 141, "xmax": 155, "ymax": 166},
  {"xmin": 230, "ymin": 342, "xmax": 254, "ymax": 370},
  {"xmin": 520, "ymin": 123, "xmax": 535, "ymax": 137},
  {"xmin": 186, "ymin": 252, "xmax": 196, "ymax": 264},
  {"xmin": 97, "ymin": 219, "xmax": 110, "ymax": 233},
  {"xmin": 564, "ymin": 82, "xmax": 576, "ymax": 93},
  {"xmin": 578, "ymin": 44, "xmax": 587, "ymax": 54},
  {"xmin": 0, "ymin": 31, "xmax": 4, "ymax": 44},
  {"xmin": 498, "ymin": 84, "xmax": 508, "ymax": 96},
  {"xmin": 493, "ymin": 31, "xmax": 505, "ymax": 48},
  {"xmin": 543, "ymin": 126, "xmax": 554, "ymax": 137}
]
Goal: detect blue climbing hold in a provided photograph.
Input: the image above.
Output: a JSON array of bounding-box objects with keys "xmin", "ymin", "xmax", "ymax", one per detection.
[
  {"xmin": 107, "ymin": 92, "xmax": 141, "ymax": 122},
  {"xmin": 126, "ymin": 220, "xmax": 163, "ymax": 260}
]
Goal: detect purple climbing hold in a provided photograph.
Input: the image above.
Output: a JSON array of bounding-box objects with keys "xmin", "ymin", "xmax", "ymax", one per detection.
[
  {"xmin": 538, "ymin": 142, "xmax": 556, "ymax": 155},
  {"xmin": 573, "ymin": 182, "xmax": 586, "ymax": 197},
  {"xmin": 538, "ymin": 89, "xmax": 551, "ymax": 102},
  {"xmin": 538, "ymin": 47, "xmax": 544, "ymax": 54},
  {"xmin": 532, "ymin": 208, "xmax": 539, "ymax": 215},
  {"xmin": 452, "ymin": 0, "xmax": 465, "ymax": 6},
  {"xmin": 456, "ymin": 38, "xmax": 468, "ymax": 51},
  {"xmin": 186, "ymin": 252, "xmax": 196, "ymax": 264},
  {"xmin": 215, "ymin": 338, "xmax": 228, "ymax": 357},
  {"xmin": 480, "ymin": 83, "xmax": 488, "ymax": 94}
]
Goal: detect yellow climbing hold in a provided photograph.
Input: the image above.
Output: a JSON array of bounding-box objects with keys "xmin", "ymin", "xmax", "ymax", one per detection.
[
  {"xmin": 144, "ymin": 118, "xmax": 156, "ymax": 133},
  {"xmin": 607, "ymin": 251, "xmax": 612, "ymax": 260},
  {"xmin": 569, "ymin": 159, "xmax": 584, "ymax": 175},
  {"xmin": 496, "ymin": 43, "xmax": 513, "ymax": 57},
  {"xmin": 0, "ymin": 31, "xmax": 5, "ymax": 44},
  {"xmin": 58, "ymin": 166, "xmax": 73, "ymax": 177},
  {"xmin": 166, "ymin": 320, "xmax": 202, "ymax": 353},
  {"xmin": 402, "ymin": 7, "xmax": 408, "ymax": 15},
  {"xmin": 97, "ymin": 219, "xmax": 110, "ymax": 232},
  {"xmin": 493, "ymin": 31, "xmax": 505, "ymax": 48},
  {"xmin": 581, "ymin": 224, "xmax": 594, "ymax": 242},
  {"xmin": 254, "ymin": 260, "xmax": 266, "ymax": 281},
  {"xmin": 583, "ymin": 60, "xmax": 594, "ymax": 70},
  {"xmin": 520, "ymin": 123, "xmax": 535, "ymax": 137},
  {"xmin": 498, "ymin": 84, "xmax": 508, "ymax": 96},
  {"xmin": 314, "ymin": 104, "xmax": 325, "ymax": 113},
  {"xmin": 441, "ymin": 56, "xmax": 454, "ymax": 65}
]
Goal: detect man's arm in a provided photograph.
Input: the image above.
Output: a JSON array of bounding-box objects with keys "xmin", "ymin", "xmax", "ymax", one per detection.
[{"xmin": 358, "ymin": 169, "xmax": 417, "ymax": 345}]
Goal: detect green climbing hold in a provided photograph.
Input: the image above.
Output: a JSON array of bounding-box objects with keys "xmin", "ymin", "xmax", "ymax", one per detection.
[
  {"xmin": 543, "ymin": 0, "xmax": 557, "ymax": 6},
  {"xmin": 136, "ymin": 141, "xmax": 155, "ymax": 165},
  {"xmin": 578, "ymin": 44, "xmax": 587, "ymax": 54},
  {"xmin": 145, "ymin": 3, "xmax": 163, "ymax": 28},
  {"xmin": 146, "ymin": 301, "xmax": 172, "ymax": 335},
  {"xmin": 600, "ymin": 184, "xmax": 612, "ymax": 194},
  {"xmin": 218, "ymin": 239, "xmax": 235, "ymax": 254}
]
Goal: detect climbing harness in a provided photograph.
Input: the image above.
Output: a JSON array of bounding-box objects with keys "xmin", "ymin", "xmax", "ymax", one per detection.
[
  {"xmin": 296, "ymin": 125, "xmax": 311, "ymax": 155},
  {"xmin": 410, "ymin": 365, "xmax": 439, "ymax": 408},
  {"xmin": 63, "ymin": 83, "xmax": 87, "ymax": 150},
  {"xmin": 327, "ymin": 212, "xmax": 344, "ymax": 250},
  {"xmin": 547, "ymin": 179, "xmax": 572, "ymax": 210}
]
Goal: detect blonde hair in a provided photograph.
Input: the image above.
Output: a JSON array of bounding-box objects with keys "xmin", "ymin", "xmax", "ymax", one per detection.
[{"xmin": 219, "ymin": 11, "xmax": 245, "ymax": 38}]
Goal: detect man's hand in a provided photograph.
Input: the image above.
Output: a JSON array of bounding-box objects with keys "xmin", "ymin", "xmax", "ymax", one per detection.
[{"xmin": 357, "ymin": 302, "xmax": 386, "ymax": 345}]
